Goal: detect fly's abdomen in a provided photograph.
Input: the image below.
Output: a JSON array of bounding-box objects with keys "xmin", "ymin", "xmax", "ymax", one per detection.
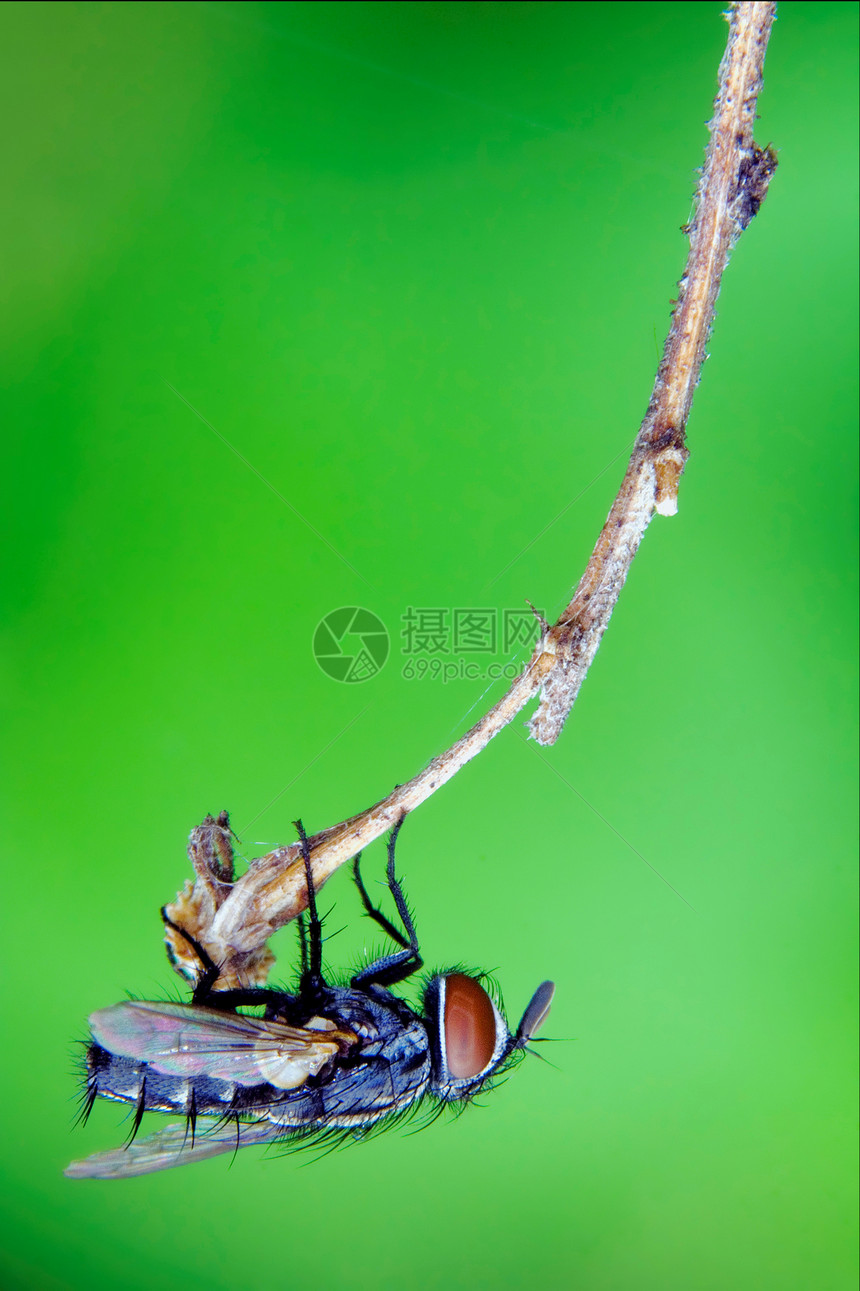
[
  {"xmin": 85, "ymin": 1044, "xmax": 242, "ymax": 1118},
  {"xmin": 84, "ymin": 1043, "xmax": 351, "ymax": 1126}
]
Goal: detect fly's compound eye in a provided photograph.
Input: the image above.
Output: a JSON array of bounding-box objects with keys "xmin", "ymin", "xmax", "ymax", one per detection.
[
  {"xmin": 444, "ymin": 974, "xmax": 497, "ymax": 1078},
  {"xmin": 428, "ymin": 973, "xmax": 509, "ymax": 1100}
]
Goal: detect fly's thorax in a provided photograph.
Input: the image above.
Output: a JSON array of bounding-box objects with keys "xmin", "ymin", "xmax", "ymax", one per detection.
[
  {"xmin": 423, "ymin": 973, "xmax": 513, "ymax": 1102},
  {"xmin": 320, "ymin": 984, "xmax": 430, "ymax": 1070},
  {"xmin": 309, "ymin": 983, "xmax": 410, "ymax": 1042}
]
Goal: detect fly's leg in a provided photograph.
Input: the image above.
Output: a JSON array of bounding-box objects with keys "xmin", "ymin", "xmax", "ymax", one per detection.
[
  {"xmin": 161, "ymin": 908, "xmax": 223, "ymax": 1001},
  {"xmin": 296, "ymin": 913, "xmax": 308, "ymax": 975},
  {"xmin": 352, "ymin": 851, "xmax": 407, "ymax": 948},
  {"xmin": 162, "ymin": 909, "xmax": 298, "ymax": 1013},
  {"xmin": 294, "ymin": 819, "xmax": 325, "ymax": 992},
  {"xmin": 351, "ymin": 816, "xmax": 423, "ymax": 988}
]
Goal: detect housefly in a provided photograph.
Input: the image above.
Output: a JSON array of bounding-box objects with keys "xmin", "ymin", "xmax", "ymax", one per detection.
[{"xmin": 66, "ymin": 818, "xmax": 554, "ymax": 1179}]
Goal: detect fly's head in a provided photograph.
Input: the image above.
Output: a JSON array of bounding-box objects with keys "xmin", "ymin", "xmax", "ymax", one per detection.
[{"xmin": 424, "ymin": 974, "xmax": 555, "ymax": 1103}]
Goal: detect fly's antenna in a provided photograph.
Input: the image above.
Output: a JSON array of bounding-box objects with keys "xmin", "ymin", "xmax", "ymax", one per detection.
[
  {"xmin": 521, "ymin": 1042, "xmax": 563, "ymax": 1072},
  {"xmin": 514, "ymin": 981, "xmax": 556, "ymax": 1049}
]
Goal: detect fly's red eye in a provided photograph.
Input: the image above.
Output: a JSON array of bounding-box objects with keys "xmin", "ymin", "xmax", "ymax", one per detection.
[{"xmin": 443, "ymin": 974, "xmax": 497, "ymax": 1079}]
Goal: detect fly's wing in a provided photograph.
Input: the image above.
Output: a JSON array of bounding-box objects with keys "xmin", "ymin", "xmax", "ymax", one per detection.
[
  {"xmin": 90, "ymin": 1001, "xmax": 357, "ymax": 1090},
  {"xmin": 65, "ymin": 1118, "xmax": 282, "ymax": 1180}
]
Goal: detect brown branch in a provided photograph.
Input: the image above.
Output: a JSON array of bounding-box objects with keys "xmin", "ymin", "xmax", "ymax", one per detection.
[{"xmin": 164, "ymin": 2, "xmax": 777, "ymax": 990}]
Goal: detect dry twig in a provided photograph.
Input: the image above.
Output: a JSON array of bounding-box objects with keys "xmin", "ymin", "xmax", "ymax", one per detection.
[{"xmin": 165, "ymin": 2, "xmax": 778, "ymax": 989}]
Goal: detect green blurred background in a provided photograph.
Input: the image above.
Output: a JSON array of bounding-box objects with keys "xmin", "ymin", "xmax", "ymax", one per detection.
[{"xmin": 1, "ymin": 2, "xmax": 856, "ymax": 1287}]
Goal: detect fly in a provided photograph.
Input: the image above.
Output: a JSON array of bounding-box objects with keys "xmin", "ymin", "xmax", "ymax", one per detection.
[{"xmin": 66, "ymin": 818, "xmax": 555, "ymax": 1179}]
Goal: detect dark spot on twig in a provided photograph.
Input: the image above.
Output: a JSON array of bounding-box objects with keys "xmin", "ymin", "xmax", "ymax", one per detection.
[{"xmin": 733, "ymin": 144, "xmax": 778, "ymax": 230}]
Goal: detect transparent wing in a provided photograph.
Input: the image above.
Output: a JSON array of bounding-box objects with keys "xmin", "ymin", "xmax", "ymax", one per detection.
[
  {"xmin": 90, "ymin": 1001, "xmax": 357, "ymax": 1089},
  {"xmin": 65, "ymin": 1118, "xmax": 282, "ymax": 1180}
]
